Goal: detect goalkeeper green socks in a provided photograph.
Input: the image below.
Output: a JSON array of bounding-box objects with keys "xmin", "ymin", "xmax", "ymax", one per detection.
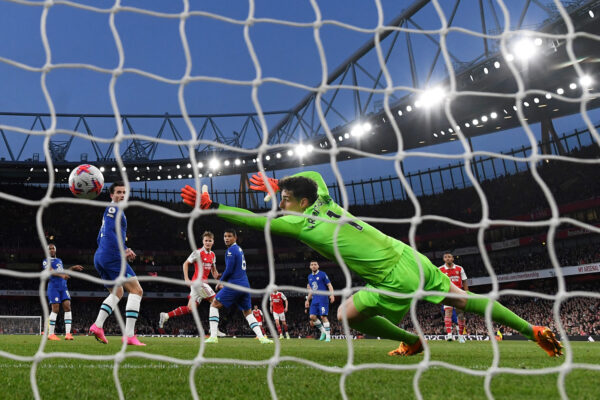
[
  {"xmin": 464, "ymin": 292, "xmax": 534, "ymax": 340},
  {"xmin": 350, "ymin": 316, "xmax": 420, "ymax": 345}
]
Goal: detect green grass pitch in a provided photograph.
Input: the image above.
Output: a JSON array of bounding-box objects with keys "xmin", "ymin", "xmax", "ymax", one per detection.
[{"xmin": 0, "ymin": 335, "xmax": 598, "ymax": 399}]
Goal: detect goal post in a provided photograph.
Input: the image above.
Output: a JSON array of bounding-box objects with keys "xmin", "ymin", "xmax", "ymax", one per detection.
[{"xmin": 0, "ymin": 316, "xmax": 42, "ymax": 335}]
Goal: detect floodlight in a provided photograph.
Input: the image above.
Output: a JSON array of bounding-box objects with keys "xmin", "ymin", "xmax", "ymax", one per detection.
[
  {"xmin": 580, "ymin": 75, "xmax": 593, "ymax": 88},
  {"xmin": 209, "ymin": 158, "xmax": 220, "ymax": 170},
  {"xmin": 418, "ymin": 87, "xmax": 445, "ymax": 108}
]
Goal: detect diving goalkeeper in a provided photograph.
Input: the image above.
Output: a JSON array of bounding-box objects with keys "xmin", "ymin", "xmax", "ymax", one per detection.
[{"xmin": 180, "ymin": 171, "xmax": 562, "ymax": 357}]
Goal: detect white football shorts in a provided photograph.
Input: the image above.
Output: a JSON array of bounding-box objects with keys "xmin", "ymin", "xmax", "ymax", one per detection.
[{"xmin": 190, "ymin": 282, "xmax": 215, "ymax": 302}]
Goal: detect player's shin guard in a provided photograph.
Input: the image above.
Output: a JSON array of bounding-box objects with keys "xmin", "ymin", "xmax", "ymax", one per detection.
[
  {"xmin": 209, "ymin": 306, "xmax": 219, "ymax": 338},
  {"xmin": 464, "ymin": 292, "xmax": 533, "ymax": 340},
  {"xmin": 48, "ymin": 312, "xmax": 57, "ymax": 335},
  {"xmin": 125, "ymin": 294, "xmax": 142, "ymax": 338},
  {"xmin": 324, "ymin": 322, "xmax": 331, "ymax": 340},
  {"xmin": 313, "ymin": 319, "xmax": 325, "ymax": 333},
  {"xmin": 64, "ymin": 311, "xmax": 72, "ymax": 334},
  {"xmin": 246, "ymin": 314, "xmax": 264, "ymax": 338},
  {"xmin": 95, "ymin": 293, "xmax": 120, "ymax": 328},
  {"xmin": 444, "ymin": 316, "xmax": 452, "ymax": 334}
]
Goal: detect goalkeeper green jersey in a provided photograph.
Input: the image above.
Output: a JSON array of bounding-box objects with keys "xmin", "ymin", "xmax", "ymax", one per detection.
[{"xmin": 216, "ymin": 171, "xmax": 408, "ymax": 285}]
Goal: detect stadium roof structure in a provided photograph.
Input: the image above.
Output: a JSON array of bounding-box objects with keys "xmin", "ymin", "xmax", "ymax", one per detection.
[{"xmin": 1, "ymin": 0, "xmax": 599, "ymax": 184}]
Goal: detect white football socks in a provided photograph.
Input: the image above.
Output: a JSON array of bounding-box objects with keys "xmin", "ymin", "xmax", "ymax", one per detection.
[
  {"xmin": 64, "ymin": 311, "xmax": 72, "ymax": 334},
  {"xmin": 245, "ymin": 314, "xmax": 264, "ymax": 338},
  {"xmin": 209, "ymin": 306, "xmax": 219, "ymax": 338},
  {"xmin": 95, "ymin": 293, "xmax": 120, "ymax": 328},
  {"xmin": 125, "ymin": 294, "xmax": 142, "ymax": 337},
  {"xmin": 48, "ymin": 312, "xmax": 57, "ymax": 335}
]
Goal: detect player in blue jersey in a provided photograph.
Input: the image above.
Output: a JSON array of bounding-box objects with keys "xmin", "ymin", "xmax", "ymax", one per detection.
[
  {"xmin": 42, "ymin": 244, "xmax": 83, "ymax": 341},
  {"xmin": 305, "ymin": 261, "xmax": 335, "ymax": 342},
  {"xmin": 205, "ymin": 228, "xmax": 273, "ymax": 344},
  {"xmin": 88, "ymin": 181, "xmax": 145, "ymax": 346}
]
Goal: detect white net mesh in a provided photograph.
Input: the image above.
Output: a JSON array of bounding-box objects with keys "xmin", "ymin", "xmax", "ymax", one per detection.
[{"xmin": 0, "ymin": 0, "xmax": 599, "ymax": 399}]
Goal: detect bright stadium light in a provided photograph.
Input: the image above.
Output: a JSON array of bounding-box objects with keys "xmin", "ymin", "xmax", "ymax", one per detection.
[
  {"xmin": 307, "ymin": 144, "xmax": 314, "ymax": 153},
  {"xmin": 433, "ymin": 133, "xmax": 438, "ymax": 138},
  {"xmin": 133, "ymin": 166, "xmax": 138, "ymax": 171},
  {"xmin": 580, "ymin": 75, "xmax": 593, "ymax": 88},
  {"xmin": 122, "ymin": 167, "xmax": 126, "ymax": 171},
  {"xmin": 188, "ymin": 174, "xmax": 192, "ymax": 178},
  {"xmin": 208, "ymin": 173, "xmax": 213, "ymax": 178},
  {"xmin": 472, "ymin": 119, "xmax": 479, "ymax": 125},
  {"xmin": 484, "ymin": 67, "xmax": 489, "ymax": 74},
  {"xmin": 397, "ymin": 110, "xmax": 403, "ymax": 116},
  {"xmin": 344, "ymin": 133, "xmax": 350, "ymax": 139},
  {"xmin": 99, "ymin": 167, "xmax": 105, "ymax": 172},
  {"xmin": 287, "ymin": 150, "xmax": 294, "ymax": 156},
  {"xmin": 512, "ymin": 38, "xmax": 538, "ymax": 61},
  {"xmin": 157, "ymin": 176, "xmax": 161, "ymax": 180},
  {"xmin": 265, "ymin": 155, "xmax": 271, "ymax": 161},
  {"xmin": 440, "ymin": 130, "xmax": 445, "ymax": 135},
  {"xmin": 465, "ymin": 123, "xmax": 470, "ymax": 128},
  {"xmin": 481, "ymin": 115, "xmax": 488, "ymax": 122},
  {"xmin": 494, "ymin": 61, "xmax": 500, "ymax": 68},
  {"xmin": 534, "ymin": 38, "xmax": 543, "ymax": 46},
  {"xmin": 534, "ymin": 97, "xmax": 540, "ymax": 103},
  {"xmin": 406, "ymin": 105, "xmax": 412, "ymax": 112},
  {"xmin": 224, "ymin": 160, "xmax": 230, "ymax": 166},
  {"xmin": 176, "ymin": 164, "xmax": 180, "ymax": 169},
  {"xmin": 197, "ymin": 162, "xmax": 203, "ymax": 168},
  {"xmin": 418, "ymin": 87, "xmax": 445, "ymax": 108},
  {"xmin": 136, "ymin": 177, "xmax": 140, "ymax": 181},
  {"xmin": 589, "ymin": 10, "xmax": 595, "ymax": 18},
  {"xmin": 178, "ymin": 174, "xmax": 182, "ymax": 179},
  {"xmin": 545, "ymin": 93, "xmax": 552, "ymax": 99},
  {"xmin": 362, "ymin": 122, "xmax": 372, "ymax": 132},
  {"xmin": 276, "ymin": 153, "xmax": 281, "ymax": 159},
  {"xmin": 296, "ymin": 144, "xmax": 308, "ymax": 156},
  {"xmin": 490, "ymin": 112, "xmax": 498, "ymax": 119},
  {"xmin": 524, "ymin": 101, "xmax": 530, "ymax": 107},
  {"xmin": 158, "ymin": 165, "xmax": 163, "ymax": 170},
  {"xmin": 209, "ymin": 158, "xmax": 220, "ymax": 170},
  {"xmin": 338, "ymin": 136, "xmax": 343, "ymax": 142},
  {"xmin": 569, "ymin": 82, "xmax": 577, "ymax": 90},
  {"xmin": 187, "ymin": 163, "xmax": 191, "ymax": 168},
  {"xmin": 167, "ymin": 175, "xmax": 172, "ymax": 179},
  {"xmin": 111, "ymin": 167, "xmax": 116, "ymax": 172},
  {"xmin": 557, "ymin": 88, "xmax": 564, "ymax": 95},
  {"xmin": 234, "ymin": 159, "xmax": 241, "ymax": 166}
]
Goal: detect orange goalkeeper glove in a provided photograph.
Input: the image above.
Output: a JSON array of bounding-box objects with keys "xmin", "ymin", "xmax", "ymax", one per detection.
[
  {"xmin": 181, "ymin": 185, "xmax": 213, "ymax": 209},
  {"xmin": 249, "ymin": 172, "xmax": 279, "ymax": 194}
]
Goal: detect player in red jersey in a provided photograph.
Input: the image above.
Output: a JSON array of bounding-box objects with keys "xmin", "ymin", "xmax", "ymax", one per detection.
[
  {"xmin": 439, "ymin": 252, "xmax": 469, "ymax": 343},
  {"xmin": 159, "ymin": 231, "xmax": 221, "ymax": 331},
  {"xmin": 252, "ymin": 305, "xmax": 267, "ymax": 337},
  {"xmin": 270, "ymin": 290, "xmax": 290, "ymax": 339}
]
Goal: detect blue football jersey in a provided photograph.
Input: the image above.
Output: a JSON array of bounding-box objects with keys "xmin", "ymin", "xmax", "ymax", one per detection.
[
  {"xmin": 220, "ymin": 243, "xmax": 250, "ymax": 287},
  {"xmin": 42, "ymin": 257, "xmax": 67, "ymax": 289},
  {"xmin": 308, "ymin": 270, "xmax": 330, "ymax": 300},
  {"xmin": 97, "ymin": 204, "xmax": 127, "ymax": 255}
]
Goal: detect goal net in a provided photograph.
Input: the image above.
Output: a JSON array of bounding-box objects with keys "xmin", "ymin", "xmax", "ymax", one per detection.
[
  {"xmin": 0, "ymin": 0, "xmax": 599, "ymax": 399},
  {"xmin": 0, "ymin": 316, "xmax": 42, "ymax": 335}
]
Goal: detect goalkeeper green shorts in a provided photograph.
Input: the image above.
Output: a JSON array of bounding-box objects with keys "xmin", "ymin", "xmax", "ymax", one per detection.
[{"xmin": 353, "ymin": 248, "xmax": 451, "ymax": 325}]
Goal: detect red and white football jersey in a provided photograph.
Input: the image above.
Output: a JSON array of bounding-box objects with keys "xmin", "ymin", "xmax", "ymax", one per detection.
[
  {"xmin": 439, "ymin": 264, "xmax": 467, "ymax": 289},
  {"xmin": 270, "ymin": 291, "xmax": 287, "ymax": 314},
  {"xmin": 186, "ymin": 248, "xmax": 216, "ymax": 282},
  {"xmin": 252, "ymin": 309, "xmax": 263, "ymax": 322}
]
